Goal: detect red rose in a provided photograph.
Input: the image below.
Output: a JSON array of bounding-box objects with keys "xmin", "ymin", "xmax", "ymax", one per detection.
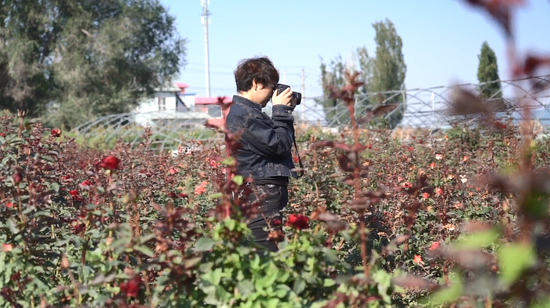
[
  {"xmin": 286, "ymin": 214, "xmax": 309, "ymax": 230},
  {"xmin": 72, "ymin": 222, "xmax": 85, "ymax": 235},
  {"xmin": 429, "ymin": 242, "xmax": 440, "ymax": 251},
  {"xmin": 271, "ymin": 218, "xmax": 282, "ymax": 226},
  {"xmin": 194, "ymin": 185, "xmax": 206, "ymax": 195},
  {"xmin": 98, "ymin": 156, "xmax": 120, "ymax": 170},
  {"xmin": 50, "ymin": 129, "xmax": 61, "ymax": 138},
  {"xmin": 119, "ymin": 276, "xmax": 142, "ymax": 298},
  {"xmin": 13, "ymin": 173, "xmax": 23, "ymax": 184},
  {"xmin": 179, "ymin": 193, "xmax": 188, "ymax": 198},
  {"xmin": 69, "ymin": 190, "xmax": 79, "ymax": 197}
]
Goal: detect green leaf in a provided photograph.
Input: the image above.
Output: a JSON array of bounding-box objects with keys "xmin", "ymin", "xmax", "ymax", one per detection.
[
  {"xmin": 220, "ymin": 157, "xmax": 235, "ymax": 166},
  {"xmin": 49, "ymin": 182, "xmax": 60, "ymax": 192},
  {"xmin": 258, "ymin": 272, "xmax": 278, "ymax": 289},
  {"xmin": 426, "ymin": 275, "xmax": 463, "ymax": 304},
  {"xmin": 498, "ymin": 243, "xmax": 535, "ymax": 285},
  {"xmin": 195, "ymin": 237, "xmax": 216, "ymax": 252},
  {"xmin": 40, "ymin": 155, "xmax": 55, "ymax": 162},
  {"xmin": 134, "ymin": 245, "xmax": 155, "ymax": 257},
  {"xmin": 237, "ymin": 280, "xmax": 254, "ymax": 297},
  {"xmin": 232, "ymin": 175, "xmax": 244, "ymax": 186},
  {"xmin": 275, "ymin": 284, "xmax": 291, "ymax": 298},
  {"xmin": 455, "ymin": 228, "xmax": 499, "ymax": 249},
  {"xmin": 264, "ymin": 298, "xmax": 280, "ymax": 308},
  {"xmin": 139, "ymin": 233, "xmax": 156, "ymax": 244},
  {"xmin": 184, "ymin": 257, "xmax": 202, "ymax": 269},
  {"xmin": 323, "ymin": 278, "xmax": 335, "ymax": 287},
  {"xmin": 292, "ymin": 278, "xmax": 306, "ymax": 294},
  {"xmin": 209, "ymin": 192, "xmax": 222, "ymax": 199}
]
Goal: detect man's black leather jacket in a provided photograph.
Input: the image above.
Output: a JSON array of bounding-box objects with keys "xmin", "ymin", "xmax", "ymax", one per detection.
[{"xmin": 225, "ymin": 95, "xmax": 296, "ymax": 181}]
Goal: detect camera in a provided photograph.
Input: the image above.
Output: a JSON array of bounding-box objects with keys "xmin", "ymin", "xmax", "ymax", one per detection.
[{"xmin": 275, "ymin": 84, "xmax": 302, "ymax": 106}]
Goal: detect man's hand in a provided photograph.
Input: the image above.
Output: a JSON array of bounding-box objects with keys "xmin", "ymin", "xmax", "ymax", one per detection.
[{"xmin": 271, "ymin": 87, "xmax": 293, "ymax": 106}]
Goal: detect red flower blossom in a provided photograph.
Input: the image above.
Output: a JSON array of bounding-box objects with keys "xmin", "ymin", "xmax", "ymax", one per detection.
[
  {"xmin": 293, "ymin": 156, "xmax": 298, "ymax": 163},
  {"xmin": 98, "ymin": 156, "xmax": 120, "ymax": 170},
  {"xmin": 81, "ymin": 180, "xmax": 92, "ymax": 187},
  {"xmin": 494, "ymin": 121, "xmax": 507, "ymax": 129},
  {"xmin": 286, "ymin": 214, "xmax": 309, "ymax": 230},
  {"xmin": 3, "ymin": 243, "xmax": 13, "ymax": 252},
  {"xmin": 50, "ymin": 129, "xmax": 61, "ymax": 138},
  {"xmin": 69, "ymin": 190, "xmax": 79, "ymax": 197},
  {"xmin": 72, "ymin": 222, "xmax": 85, "ymax": 234},
  {"xmin": 422, "ymin": 192, "xmax": 429, "ymax": 199},
  {"xmin": 194, "ymin": 185, "xmax": 206, "ymax": 195},
  {"xmin": 414, "ymin": 255, "xmax": 423, "ymax": 265},
  {"xmin": 119, "ymin": 276, "xmax": 142, "ymax": 298},
  {"xmin": 13, "ymin": 173, "xmax": 22, "ymax": 184},
  {"xmin": 402, "ymin": 182, "xmax": 412, "ymax": 189},
  {"xmin": 0, "ymin": 133, "xmax": 5, "ymax": 137},
  {"xmin": 6, "ymin": 202, "xmax": 14, "ymax": 208},
  {"xmin": 435, "ymin": 188, "xmax": 444, "ymax": 195},
  {"xmin": 430, "ymin": 162, "xmax": 435, "ymax": 169},
  {"xmin": 271, "ymin": 218, "xmax": 282, "ymax": 226},
  {"xmin": 429, "ymin": 242, "xmax": 440, "ymax": 250}
]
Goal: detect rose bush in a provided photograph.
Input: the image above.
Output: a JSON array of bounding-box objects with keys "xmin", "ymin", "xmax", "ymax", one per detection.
[{"xmin": 1, "ymin": 103, "xmax": 549, "ymax": 307}]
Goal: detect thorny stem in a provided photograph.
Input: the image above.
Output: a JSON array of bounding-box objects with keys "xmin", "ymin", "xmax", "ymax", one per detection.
[
  {"xmin": 348, "ymin": 86, "xmax": 370, "ymax": 280},
  {"xmin": 359, "ymin": 219, "xmax": 369, "ymax": 278},
  {"xmin": 16, "ymin": 186, "xmax": 23, "ymax": 223},
  {"xmin": 136, "ymin": 256, "xmax": 153, "ymax": 308}
]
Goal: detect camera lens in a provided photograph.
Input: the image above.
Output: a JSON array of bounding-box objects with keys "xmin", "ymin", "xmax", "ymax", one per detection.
[{"xmin": 293, "ymin": 92, "xmax": 302, "ymax": 105}]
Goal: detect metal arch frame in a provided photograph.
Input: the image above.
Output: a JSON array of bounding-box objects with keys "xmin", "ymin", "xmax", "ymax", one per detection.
[{"xmin": 71, "ymin": 75, "xmax": 550, "ymax": 150}]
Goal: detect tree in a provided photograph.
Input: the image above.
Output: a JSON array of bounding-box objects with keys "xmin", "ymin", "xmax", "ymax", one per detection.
[
  {"xmin": 318, "ymin": 55, "xmax": 350, "ymax": 126},
  {"xmin": 318, "ymin": 18, "xmax": 406, "ymax": 128},
  {"xmin": 318, "ymin": 48, "xmax": 372, "ymax": 126},
  {"xmin": 367, "ymin": 19, "xmax": 407, "ymax": 128},
  {"xmin": 477, "ymin": 41, "xmax": 502, "ymax": 100},
  {"xmin": 0, "ymin": 0, "xmax": 186, "ymax": 129}
]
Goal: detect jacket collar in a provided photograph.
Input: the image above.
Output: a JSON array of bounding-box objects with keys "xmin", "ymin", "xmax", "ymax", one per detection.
[{"xmin": 232, "ymin": 95, "xmax": 262, "ymax": 111}]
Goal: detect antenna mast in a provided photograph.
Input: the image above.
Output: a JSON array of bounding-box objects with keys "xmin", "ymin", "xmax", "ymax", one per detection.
[{"xmin": 201, "ymin": 0, "xmax": 211, "ymax": 97}]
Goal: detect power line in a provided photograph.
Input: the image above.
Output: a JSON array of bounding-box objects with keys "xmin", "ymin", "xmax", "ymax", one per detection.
[
  {"xmin": 185, "ymin": 62, "xmax": 319, "ymax": 73},
  {"xmin": 181, "ymin": 69, "xmax": 233, "ymax": 75}
]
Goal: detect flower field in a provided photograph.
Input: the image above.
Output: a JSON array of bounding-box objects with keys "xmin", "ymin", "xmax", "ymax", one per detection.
[
  {"xmin": 2, "ymin": 2, "xmax": 550, "ymax": 306},
  {"xmin": 2, "ymin": 106, "xmax": 550, "ymax": 307}
]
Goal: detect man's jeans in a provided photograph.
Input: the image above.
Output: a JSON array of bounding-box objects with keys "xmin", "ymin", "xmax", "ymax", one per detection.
[{"xmin": 246, "ymin": 184, "xmax": 288, "ymax": 252}]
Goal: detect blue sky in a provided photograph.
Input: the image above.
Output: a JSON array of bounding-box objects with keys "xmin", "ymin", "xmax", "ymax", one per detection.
[{"xmin": 161, "ymin": 0, "xmax": 550, "ymax": 99}]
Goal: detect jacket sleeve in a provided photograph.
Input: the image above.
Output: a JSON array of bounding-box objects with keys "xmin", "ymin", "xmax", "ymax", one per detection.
[{"xmin": 242, "ymin": 105, "xmax": 295, "ymax": 159}]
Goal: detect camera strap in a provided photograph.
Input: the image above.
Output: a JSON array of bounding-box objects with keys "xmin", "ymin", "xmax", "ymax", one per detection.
[{"xmin": 292, "ymin": 130, "xmax": 304, "ymax": 178}]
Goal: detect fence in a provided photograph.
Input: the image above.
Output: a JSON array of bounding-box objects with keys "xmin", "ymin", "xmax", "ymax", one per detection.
[{"xmin": 72, "ymin": 75, "xmax": 550, "ymax": 150}]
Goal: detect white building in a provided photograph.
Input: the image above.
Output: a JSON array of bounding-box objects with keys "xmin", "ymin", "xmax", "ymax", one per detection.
[{"xmin": 132, "ymin": 82, "xmax": 231, "ymax": 128}]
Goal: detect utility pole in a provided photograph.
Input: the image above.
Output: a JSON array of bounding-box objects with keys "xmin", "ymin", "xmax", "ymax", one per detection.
[
  {"xmin": 301, "ymin": 68, "xmax": 305, "ymax": 123},
  {"xmin": 201, "ymin": 0, "xmax": 211, "ymax": 97}
]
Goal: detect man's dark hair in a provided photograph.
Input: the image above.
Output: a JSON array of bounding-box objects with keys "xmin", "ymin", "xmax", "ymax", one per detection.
[{"xmin": 234, "ymin": 56, "xmax": 280, "ymax": 92}]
